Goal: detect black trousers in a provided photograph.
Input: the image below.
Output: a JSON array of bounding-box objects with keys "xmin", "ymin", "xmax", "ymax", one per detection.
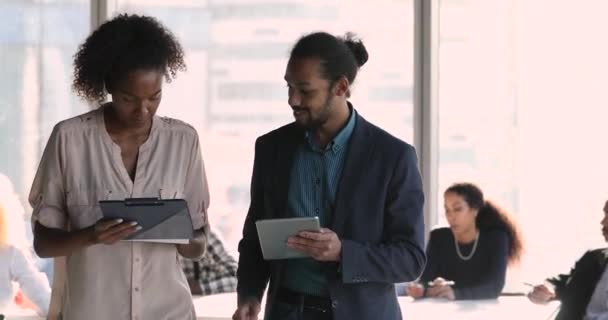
[{"xmin": 266, "ymin": 288, "xmax": 334, "ymax": 320}]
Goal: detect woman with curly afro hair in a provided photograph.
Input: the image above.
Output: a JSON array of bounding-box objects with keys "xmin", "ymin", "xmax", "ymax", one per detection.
[
  {"xmin": 29, "ymin": 14, "xmax": 209, "ymax": 320},
  {"xmin": 406, "ymin": 182, "xmax": 524, "ymax": 301}
]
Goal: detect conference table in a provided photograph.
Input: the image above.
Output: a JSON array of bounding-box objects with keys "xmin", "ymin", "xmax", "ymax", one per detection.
[
  {"xmin": 191, "ymin": 293, "xmax": 560, "ymax": 320},
  {"xmin": 2, "ymin": 293, "xmax": 559, "ymax": 319},
  {"xmin": 398, "ymin": 296, "xmax": 560, "ymax": 319}
]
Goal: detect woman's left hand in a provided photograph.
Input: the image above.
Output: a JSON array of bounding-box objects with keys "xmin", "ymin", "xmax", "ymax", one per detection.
[
  {"xmin": 426, "ymin": 281, "xmax": 456, "ymax": 300},
  {"xmin": 176, "ymin": 228, "xmax": 207, "ymax": 258}
]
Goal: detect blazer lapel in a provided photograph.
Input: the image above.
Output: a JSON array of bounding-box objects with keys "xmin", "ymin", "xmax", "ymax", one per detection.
[
  {"xmin": 273, "ymin": 124, "xmax": 303, "ymax": 219},
  {"xmin": 331, "ymin": 114, "xmax": 374, "ymax": 236},
  {"xmin": 598, "ymin": 248, "xmax": 608, "ymax": 269}
]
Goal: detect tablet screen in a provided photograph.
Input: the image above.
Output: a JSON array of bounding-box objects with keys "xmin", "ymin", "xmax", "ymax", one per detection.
[{"xmin": 255, "ymin": 216, "xmax": 321, "ymax": 260}]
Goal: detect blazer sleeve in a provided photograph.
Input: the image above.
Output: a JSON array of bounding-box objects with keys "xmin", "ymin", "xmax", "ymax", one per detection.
[
  {"xmin": 452, "ymin": 230, "xmax": 509, "ymax": 300},
  {"xmin": 340, "ymin": 144, "xmax": 426, "ymax": 284},
  {"xmin": 547, "ymin": 250, "xmax": 596, "ymax": 300},
  {"xmin": 236, "ymin": 138, "xmax": 271, "ymax": 304}
]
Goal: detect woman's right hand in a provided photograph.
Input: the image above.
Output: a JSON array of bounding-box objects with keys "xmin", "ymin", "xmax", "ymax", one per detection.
[
  {"xmin": 89, "ymin": 219, "xmax": 141, "ymax": 245},
  {"xmin": 527, "ymin": 284, "xmax": 555, "ymax": 304},
  {"xmin": 406, "ymin": 282, "xmax": 425, "ymax": 299}
]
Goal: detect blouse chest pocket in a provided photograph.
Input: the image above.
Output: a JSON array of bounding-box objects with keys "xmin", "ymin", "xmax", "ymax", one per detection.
[
  {"xmin": 65, "ymin": 189, "xmax": 122, "ymax": 230},
  {"xmin": 157, "ymin": 187, "xmax": 185, "ymax": 200}
]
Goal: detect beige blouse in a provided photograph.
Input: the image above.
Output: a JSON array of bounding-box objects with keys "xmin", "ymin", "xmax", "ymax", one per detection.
[{"xmin": 29, "ymin": 106, "xmax": 209, "ymax": 320}]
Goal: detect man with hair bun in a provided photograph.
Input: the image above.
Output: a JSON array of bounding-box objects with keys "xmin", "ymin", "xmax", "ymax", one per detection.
[{"xmin": 234, "ymin": 31, "xmax": 426, "ymax": 320}]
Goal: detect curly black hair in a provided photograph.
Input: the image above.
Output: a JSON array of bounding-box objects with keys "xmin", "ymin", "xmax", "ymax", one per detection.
[
  {"xmin": 446, "ymin": 182, "xmax": 524, "ymax": 265},
  {"xmin": 72, "ymin": 14, "xmax": 186, "ymax": 103}
]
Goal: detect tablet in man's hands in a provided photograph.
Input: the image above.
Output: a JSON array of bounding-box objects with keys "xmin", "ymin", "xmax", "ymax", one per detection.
[{"xmin": 255, "ymin": 216, "xmax": 321, "ymax": 260}]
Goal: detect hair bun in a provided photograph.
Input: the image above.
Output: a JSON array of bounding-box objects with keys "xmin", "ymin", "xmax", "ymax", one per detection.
[{"xmin": 342, "ymin": 32, "xmax": 368, "ymax": 67}]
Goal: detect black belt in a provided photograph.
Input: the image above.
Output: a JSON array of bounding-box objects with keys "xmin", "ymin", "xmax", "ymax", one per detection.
[{"xmin": 275, "ymin": 287, "xmax": 332, "ymax": 313}]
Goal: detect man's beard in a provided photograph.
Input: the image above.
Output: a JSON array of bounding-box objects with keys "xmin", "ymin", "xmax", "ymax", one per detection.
[{"xmin": 297, "ymin": 95, "xmax": 333, "ymax": 130}]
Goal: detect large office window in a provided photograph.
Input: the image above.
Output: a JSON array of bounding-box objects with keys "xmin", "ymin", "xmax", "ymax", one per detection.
[
  {"xmin": 2, "ymin": 0, "xmax": 607, "ymax": 303},
  {"xmin": 110, "ymin": 0, "xmax": 416, "ymax": 253},
  {"xmin": 0, "ymin": 0, "xmax": 90, "ymax": 201},
  {"xmin": 437, "ymin": 0, "xmax": 608, "ymax": 283},
  {"xmin": 0, "ymin": 0, "xmax": 90, "ymax": 278}
]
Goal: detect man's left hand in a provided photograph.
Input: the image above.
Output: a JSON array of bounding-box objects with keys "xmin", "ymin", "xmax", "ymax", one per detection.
[{"xmin": 287, "ymin": 228, "xmax": 341, "ymax": 262}]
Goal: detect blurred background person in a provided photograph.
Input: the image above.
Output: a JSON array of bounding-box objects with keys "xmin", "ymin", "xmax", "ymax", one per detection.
[
  {"xmin": 180, "ymin": 228, "xmax": 237, "ymax": 296},
  {"xmin": 406, "ymin": 182, "xmax": 523, "ymax": 300},
  {"xmin": 0, "ymin": 173, "xmax": 50, "ymax": 316}
]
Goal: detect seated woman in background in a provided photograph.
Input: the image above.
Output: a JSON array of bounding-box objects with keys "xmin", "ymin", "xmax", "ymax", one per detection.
[
  {"xmin": 0, "ymin": 189, "xmax": 51, "ymax": 316},
  {"xmin": 407, "ymin": 182, "xmax": 523, "ymax": 300}
]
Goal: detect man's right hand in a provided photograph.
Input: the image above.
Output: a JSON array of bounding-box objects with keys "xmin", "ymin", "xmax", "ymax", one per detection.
[
  {"xmin": 89, "ymin": 219, "xmax": 140, "ymax": 245},
  {"xmin": 527, "ymin": 284, "xmax": 555, "ymax": 304},
  {"xmin": 232, "ymin": 298, "xmax": 261, "ymax": 320}
]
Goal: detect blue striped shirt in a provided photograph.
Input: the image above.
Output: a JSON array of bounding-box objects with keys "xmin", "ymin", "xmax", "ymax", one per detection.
[{"xmin": 281, "ymin": 107, "xmax": 357, "ymax": 296}]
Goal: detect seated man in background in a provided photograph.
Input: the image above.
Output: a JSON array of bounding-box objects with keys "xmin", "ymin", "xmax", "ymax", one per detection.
[
  {"xmin": 528, "ymin": 200, "xmax": 608, "ymax": 320},
  {"xmin": 180, "ymin": 229, "xmax": 237, "ymax": 296}
]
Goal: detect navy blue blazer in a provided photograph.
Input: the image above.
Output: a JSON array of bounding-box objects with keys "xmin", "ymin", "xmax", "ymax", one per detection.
[
  {"xmin": 236, "ymin": 112, "xmax": 426, "ymax": 320},
  {"xmin": 548, "ymin": 248, "xmax": 608, "ymax": 320}
]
